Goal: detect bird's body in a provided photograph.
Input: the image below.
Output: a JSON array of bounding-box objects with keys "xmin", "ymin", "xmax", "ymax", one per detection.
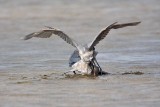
[
  {"xmin": 23, "ymin": 21, "xmax": 141, "ymax": 76},
  {"xmin": 71, "ymin": 59, "xmax": 92, "ymax": 74},
  {"xmin": 69, "ymin": 48, "xmax": 98, "ymax": 74}
]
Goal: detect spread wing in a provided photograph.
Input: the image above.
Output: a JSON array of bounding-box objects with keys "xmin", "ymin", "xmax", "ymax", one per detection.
[
  {"xmin": 88, "ymin": 21, "xmax": 141, "ymax": 50},
  {"xmin": 23, "ymin": 27, "xmax": 79, "ymax": 49}
]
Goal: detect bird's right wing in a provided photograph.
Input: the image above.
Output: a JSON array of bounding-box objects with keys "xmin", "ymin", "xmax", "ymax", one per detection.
[{"xmin": 23, "ymin": 27, "xmax": 80, "ymax": 49}]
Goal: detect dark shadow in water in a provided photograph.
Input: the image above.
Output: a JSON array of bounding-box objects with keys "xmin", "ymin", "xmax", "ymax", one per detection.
[
  {"xmin": 64, "ymin": 74, "xmax": 97, "ymax": 79},
  {"xmin": 63, "ymin": 71, "xmax": 144, "ymax": 79},
  {"xmin": 121, "ymin": 71, "xmax": 144, "ymax": 75},
  {"xmin": 10, "ymin": 71, "xmax": 145, "ymax": 84}
]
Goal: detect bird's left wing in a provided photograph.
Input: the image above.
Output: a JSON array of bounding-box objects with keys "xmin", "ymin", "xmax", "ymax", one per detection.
[{"xmin": 23, "ymin": 28, "xmax": 79, "ymax": 49}]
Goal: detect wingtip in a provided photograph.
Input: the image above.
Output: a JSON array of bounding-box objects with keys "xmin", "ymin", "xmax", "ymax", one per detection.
[
  {"xmin": 20, "ymin": 36, "xmax": 26, "ymax": 40},
  {"xmin": 22, "ymin": 35, "xmax": 32, "ymax": 40},
  {"xmin": 134, "ymin": 21, "xmax": 141, "ymax": 25}
]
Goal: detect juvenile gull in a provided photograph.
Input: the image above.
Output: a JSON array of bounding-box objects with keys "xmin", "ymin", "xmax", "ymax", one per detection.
[{"xmin": 24, "ymin": 22, "xmax": 140, "ymax": 76}]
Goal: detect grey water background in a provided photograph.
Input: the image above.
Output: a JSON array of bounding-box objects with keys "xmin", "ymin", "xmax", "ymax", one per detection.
[{"xmin": 0, "ymin": 0, "xmax": 160, "ymax": 107}]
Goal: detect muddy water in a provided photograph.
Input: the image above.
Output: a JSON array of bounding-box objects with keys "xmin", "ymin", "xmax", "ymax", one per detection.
[{"xmin": 0, "ymin": 0, "xmax": 160, "ymax": 107}]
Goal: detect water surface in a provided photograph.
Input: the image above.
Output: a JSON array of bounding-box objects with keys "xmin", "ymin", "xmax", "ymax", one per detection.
[{"xmin": 0, "ymin": 0, "xmax": 160, "ymax": 107}]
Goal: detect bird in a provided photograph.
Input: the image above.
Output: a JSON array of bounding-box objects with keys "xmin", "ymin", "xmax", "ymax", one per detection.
[{"xmin": 23, "ymin": 21, "xmax": 141, "ymax": 76}]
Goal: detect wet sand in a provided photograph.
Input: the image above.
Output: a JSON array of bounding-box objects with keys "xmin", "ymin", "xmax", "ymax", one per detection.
[{"xmin": 0, "ymin": 0, "xmax": 160, "ymax": 107}]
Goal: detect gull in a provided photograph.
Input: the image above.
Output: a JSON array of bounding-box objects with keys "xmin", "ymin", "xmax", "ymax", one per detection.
[{"xmin": 23, "ymin": 21, "xmax": 140, "ymax": 76}]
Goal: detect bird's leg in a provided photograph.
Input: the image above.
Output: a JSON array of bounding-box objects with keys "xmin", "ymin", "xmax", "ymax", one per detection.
[
  {"xmin": 93, "ymin": 58, "xmax": 102, "ymax": 74},
  {"xmin": 91, "ymin": 60, "xmax": 98, "ymax": 76},
  {"xmin": 89, "ymin": 60, "xmax": 95, "ymax": 75}
]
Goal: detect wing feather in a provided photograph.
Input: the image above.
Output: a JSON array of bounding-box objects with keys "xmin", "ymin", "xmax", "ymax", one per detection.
[
  {"xmin": 51, "ymin": 29, "xmax": 78, "ymax": 48},
  {"xmin": 88, "ymin": 21, "xmax": 141, "ymax": 50},
  {"xmin": 23, "ymin": 28, "xmax": 79, "ymax": 48}
]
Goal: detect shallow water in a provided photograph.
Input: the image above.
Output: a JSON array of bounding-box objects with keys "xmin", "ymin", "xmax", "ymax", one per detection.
[{"xmin": 0, "ymin": 0, "xmax": 160, "ymax": 107}]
